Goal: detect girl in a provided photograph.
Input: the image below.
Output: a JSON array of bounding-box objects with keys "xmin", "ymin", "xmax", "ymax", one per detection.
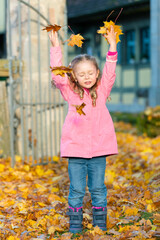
[{"xmin": 49, "ymin": 26, "xmax": 118, "ymax": 233}]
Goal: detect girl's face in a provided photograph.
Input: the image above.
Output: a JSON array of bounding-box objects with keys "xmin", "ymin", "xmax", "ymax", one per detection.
[{"xmin": 73, "ymin": 60, "xmax": 99, "ymax": 89}]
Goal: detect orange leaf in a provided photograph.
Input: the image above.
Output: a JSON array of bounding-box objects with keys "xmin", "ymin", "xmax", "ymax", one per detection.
[
  {"xmin": 42, "ymin": 24, "xmax": 61, "ymax": 32},
  {"xmin": 60, "ymin": 233, "xmax": 73, "ymax": 240},
  {"xmin": 144, "ymin": 190, "xmax": 152, "ymax": 199},
  {"xmin": 124, "ymin": 207, "xmax": 139, "ymax": 216},
  {"xmin": 97, "ymin": 20, "xmax": 123, "ymax": 44},
  {"xmin": 87, "ymin": 223, "xmax": 93, "ymax": 229},
  {"xmin": 67, "ymin": 34, "xmax": 84, "ymax": 47},
  {"xmin": 50, "ymin": 66, "xmax": 72, "ymax": 77},
  {"xmin": 72, "ymin": 103, "xmax": 86, "ymax": 115},
  {"xmin": 0, "ymin": 163, "xmax": 5, "ymax": 172},
  {"xmin": 7, "ymin": 237, "xmax": 20, "ymax": 240}
]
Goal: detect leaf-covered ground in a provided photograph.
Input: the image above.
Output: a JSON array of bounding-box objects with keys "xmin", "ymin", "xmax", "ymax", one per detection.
[{"xmin": 0, "ymin": 122, "xmax": 160, "ymax": 240}]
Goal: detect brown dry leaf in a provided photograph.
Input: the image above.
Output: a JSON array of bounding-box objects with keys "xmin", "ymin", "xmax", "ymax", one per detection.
[
  {"xmin": 89, "ymin": 226, "xmax": 105, "ymax": 236},
  {"xmin": 42, "ymin": 24, "xmax": 61, "ymax": 32},
  {"xmin": 67, "ymin": 34, "xmax": 85, "ymax": 47},
  {"xmin": 60, "ymin": 232, "xmax": 73, "ymax": 240},
  {"xmin": 72, "ymin": 102, "xmax": 86, "ymax": 115},
  {"xmin": 97, "ymin": 20, "xmax": 123, "ymax": 44},
  {"xmin": 50, "ymin": 66, "xmax": 72, "ymax": 77}
]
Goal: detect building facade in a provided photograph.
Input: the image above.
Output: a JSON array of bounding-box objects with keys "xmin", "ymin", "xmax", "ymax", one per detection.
[{"xmin": 67, "ymin": 0, "xmax": 160, "ymax": 112}]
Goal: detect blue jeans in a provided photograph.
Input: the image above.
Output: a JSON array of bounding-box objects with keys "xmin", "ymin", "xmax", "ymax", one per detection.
[{"xmin": 68, "ymin": 156, "xmax": 107, "ymax": 208}]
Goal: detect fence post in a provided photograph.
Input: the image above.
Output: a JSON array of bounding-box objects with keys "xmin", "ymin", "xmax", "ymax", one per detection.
[{"xmin": 7, "ymin": 0, "xmax": 15, "ymax": 167}]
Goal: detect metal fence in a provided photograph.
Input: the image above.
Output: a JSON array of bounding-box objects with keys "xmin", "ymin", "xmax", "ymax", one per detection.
[{"xmin": 7, "ymin": 0, "xmax": 67, "ymax": 167}]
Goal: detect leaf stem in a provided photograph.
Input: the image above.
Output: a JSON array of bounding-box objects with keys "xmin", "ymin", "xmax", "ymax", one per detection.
[
  {"xmin": 68, "ymin": 25, "xmax": 75, "ymax": 35},
  {"xmin": 61, "ymin": 38, "xmax": 69, "ymax": 45},
  {"xmin": 106, "ymin": 10, "xmax": 114, "ymax": 21},
  {"xmin": 115, "ymin": 8, "xmax": 123, "ymax": 24}
]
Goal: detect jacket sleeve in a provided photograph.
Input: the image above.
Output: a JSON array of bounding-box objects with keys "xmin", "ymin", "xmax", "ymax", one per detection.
[
  {"xmin": 50, "ymin": 46, "xmax": 70, "ymax": 101},
  {"xmin": 100, "ymin": 52, "xmax": 118, "ymax": 97}
]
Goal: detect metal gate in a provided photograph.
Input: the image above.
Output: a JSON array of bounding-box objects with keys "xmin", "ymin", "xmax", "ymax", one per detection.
[{"xmin": 7, "ymin": 0, "xmax": 67, "ymax": 167}]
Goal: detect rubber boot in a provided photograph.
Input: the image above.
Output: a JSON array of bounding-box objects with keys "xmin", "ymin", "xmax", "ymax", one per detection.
[
  {"xmin": 92, "ymin": 206, "xmax": 107, "ymax": 231},
  {"xmin": 66, "ymin": 206, "xmax": 83, "ymax": 233}
]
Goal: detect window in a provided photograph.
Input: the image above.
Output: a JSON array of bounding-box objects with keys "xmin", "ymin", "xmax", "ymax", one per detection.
[
  {"xmin": 81, "ymin": 38, "xmax": 93, "ymax": 55},
  {"xmin": 140, "ymin": 27, "xmax": 150, "ymax": 63},
  {"xmin": 117, "ymin": 34, "xmax": 123, "ymax": 64},
  {"xmin": 0, "ymin": 34, "xmax": 6, "ymax": 58},
  {"xmin": 126, "ymin": 30, "xmax": 136, "ymax": 64},
  {"xmin": 0, "ymin": 0, "xmax": 6, "ymax": 58}
]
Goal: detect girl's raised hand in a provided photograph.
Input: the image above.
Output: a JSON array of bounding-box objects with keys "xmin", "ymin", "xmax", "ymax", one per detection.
[
  {"xmin": 103, "ymin": 25, "xmax": 117, "ymax": 50},
  {"xmin": 48, "ymin": 31, "xmax": 60, "ymax": 47}
]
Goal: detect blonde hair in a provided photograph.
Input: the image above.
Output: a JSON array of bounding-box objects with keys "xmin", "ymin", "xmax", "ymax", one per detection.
[{"xmin": 67, "ymin": 54, "xmax": 101, "ymax": 107}]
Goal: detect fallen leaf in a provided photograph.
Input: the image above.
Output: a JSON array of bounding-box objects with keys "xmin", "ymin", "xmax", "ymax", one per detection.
[
  {"xmin": 0, "ymin": 123, "xmax": 159, "ymax": 239},
  {"xmin": 0, "ymin": 163, "xmax": 5, "ymax": 172},
  {"xmin": 48, "ymin": 226, "xmax": 55, "ymax": 234}
]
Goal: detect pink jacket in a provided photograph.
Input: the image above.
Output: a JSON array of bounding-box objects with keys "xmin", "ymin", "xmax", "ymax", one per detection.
[{"xmin": 50, "ymin": 46, "xmax": 118, "ymax": 158}]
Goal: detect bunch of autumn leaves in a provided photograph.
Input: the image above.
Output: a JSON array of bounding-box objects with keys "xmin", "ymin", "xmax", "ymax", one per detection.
[{"xmin": 43, "ymin": 20, "xmax": 123, "ymax": 77}]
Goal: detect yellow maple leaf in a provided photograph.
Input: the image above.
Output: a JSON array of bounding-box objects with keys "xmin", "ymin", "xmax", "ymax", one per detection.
[
  {"xmin": 125, "ymin": 207, "xmax": 139, "ymax": 216},
  {"xmin": 48, "ymin": 226, "xmax": 55, "ymax": 234},
  {"xmin": 67, "ymin": 34, "xmax": 84, "ymax": 47},
  {"xmin": 89, "ymin": 225, "xmax": 104, "ymax": 235},
  {"xmin": 118, "ymin": 225, "xmax": 130, "ymax": 233},
  {"xmin": 35, "ymin": 183, "xmax": 47, "ymax": 192},
  {"xmin": 147, "ymin": 203, "xmax": 155, "ymax": 212},
  {"xmin": 50, "ymin": 66, "xmax": 72, "ymax": 77},
  {"xmin": 6, "ymin": 237, "xmax": 20, "ymax": 240},
  {"xmin": 0, "ymin": 199, "xmax": 15, "ymax": 207},
  {"xmin": 83, "ymin": 213, "xmax": 92, "ymax": 220},
  {"xmin": 44, "ymin": 169, "xmax": 54, "ymax": 176},
  {"xmin": 144, "ymin": 171, "xmax": 154, "ymax": 181},
  {"xmin": 37, "ymin": 202, "xmax": 46, "ymax": 207},
  {"xmin": 25, "ymin": 219, "xmax": 37, "ymax": 228},
  {"xmin": 105, "ymin": 169, "xmax": 116, "ymax": 183},
  {"xmin": 51, "ymin": 187, "xmax": 59, "ymax": 193},
  {"xmin": 52, "ymin": 156, "xmax": 60, "ymax": 162},
  {"xmin": 35, "ymin": 165, "xmax": 44, "ymax": 177},
  {"xmin": 23, "ymin": 164, "xmax": 30, "ymax": 172},
  {"xmin": 48, "ymin": 193, "xmax": 63, "ymax": 202},
  {"xmin": 97, "ymin": 20, "xmax": 123, "ymax": 44},
  {"xmin": 0, "ymin": 163, "xmax": 5, "ymax": 172},
  {"xmin": 15, "ymin": 155, "xmax": 22, "ymax": 162},
  {"xmin": 87, "ymin": 223, "xmax": 93, "ymax": 229},
  {"xmin": 55, "ymin": 225, "xmax": 64, "ymax": 232}
]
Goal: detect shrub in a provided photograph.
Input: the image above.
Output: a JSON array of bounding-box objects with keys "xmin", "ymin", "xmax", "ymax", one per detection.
[{"xmin": 137, "ymin": 106, "xmax": 160, "ymax": 137}]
